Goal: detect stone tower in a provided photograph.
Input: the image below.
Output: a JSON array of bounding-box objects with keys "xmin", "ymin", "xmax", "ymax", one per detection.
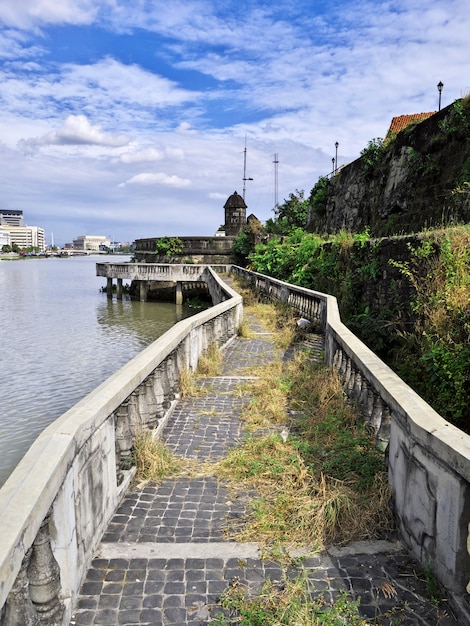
[{"xmin": 224, "ymin": 191, "xmax": 247, "ymax": 237}]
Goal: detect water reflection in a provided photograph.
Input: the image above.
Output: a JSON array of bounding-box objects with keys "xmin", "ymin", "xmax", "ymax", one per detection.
[
  {"xmin": 96, "ymin": 298, "xmax": 189, "ymax": 347},
  {"xmin": 0, "ymin": 255, "xmax": 196, "ymax": 486}
]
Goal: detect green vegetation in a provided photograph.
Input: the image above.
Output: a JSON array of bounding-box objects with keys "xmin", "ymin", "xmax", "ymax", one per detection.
[
  {"xmin": 308, "ymin": 175, "xmax": 330, "ymax": 216},
  {"xmin": 247, "ymin": 226, "xmax": 470, "ymax": 431},
  {"xmin": 213, "ymin": 574, "xmax": 369, "ymax": 626},
  {"xmin": 264, "ymin": 189, "xmax": 310, "ymax": 236},
  {"xmin": 154, "ymin": 236, "xmax": 184, "ymax": 257},
  {"xmin": 390, "ymin": 231, "xmax": 470, "ymax": 427},
  {"xmin": 359, "ymin": 137, "xmax": 386, "ymax": 176}
]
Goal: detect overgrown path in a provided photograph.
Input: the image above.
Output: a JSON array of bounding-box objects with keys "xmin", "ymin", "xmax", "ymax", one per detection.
[{"xmin": 72, "ymin": 284, "xmax": 456, "ymax": 626}]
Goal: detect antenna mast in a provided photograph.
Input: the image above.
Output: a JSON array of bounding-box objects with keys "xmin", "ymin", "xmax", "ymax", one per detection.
[
  {"xmin": 242, "ymin": 136, "xmax": 253, "ymax": 200},
  {"xmin": 273, "ymin": 153, "xmax": 279, "ymax": 211}
]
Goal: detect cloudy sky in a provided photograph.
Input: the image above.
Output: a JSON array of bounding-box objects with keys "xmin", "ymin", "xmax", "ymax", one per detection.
[{"xmin": 0, "ymin": 0, "xmax": 468, "ymax": 246}]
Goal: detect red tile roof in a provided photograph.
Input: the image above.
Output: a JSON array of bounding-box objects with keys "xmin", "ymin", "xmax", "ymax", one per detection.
[{"xmin": 385, "ymin": 112, "xmax": 436, "ymax": 141}]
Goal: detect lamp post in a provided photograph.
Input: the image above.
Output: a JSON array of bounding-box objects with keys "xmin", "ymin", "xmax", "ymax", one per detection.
[
  {"xmin": 437, "ymin": 81, "xmax": 444, "ymax": 111},
  {"xmin": 331, "ymin": 157, "xmax": 335, "ymax": 178},
  {"xmin": 335, "ymin": 141, "xmax": 339, "ymax": 174}
]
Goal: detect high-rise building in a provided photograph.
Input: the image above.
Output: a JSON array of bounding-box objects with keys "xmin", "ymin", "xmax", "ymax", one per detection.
[
  {"xmin": 7, "ymin": 226, "xmax": 46, "ymax": 251},
  {"xmin": 0, "ymin": 210, "xmax": 25, "ymax": 227},
  {"xmin": 0, "ymin": 226, "xmax": 11, "ymax": 247}
]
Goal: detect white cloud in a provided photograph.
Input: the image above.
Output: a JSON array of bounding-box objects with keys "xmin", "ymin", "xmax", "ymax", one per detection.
[
  {"xmin": 117, "ymin": 148, "xmax": 164, "ymax": 164},
  {"xmin": 118, "ymin": 172, "xmax": 191, "ymax": 188},
  {"xmin": 0, "ymin": 0, "xmax": 469, "ymax": 246},
  {"xmin": 0, "ymin": 0, "xmax": 102, "ymax": 30},
  {"xmin": 18, "ymin": 114, "xmax": 129, "ymax": 153}
]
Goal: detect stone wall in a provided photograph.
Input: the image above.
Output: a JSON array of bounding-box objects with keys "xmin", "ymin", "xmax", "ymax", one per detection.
[
  {"xmin": 0, "ymin": 268, "xmax": 242, "ymax": 625},
  {"xmin": 307, "ymin": 100, "xmax": 470, "ymax": 236},
  {"xmin": 231, "ymin": 265, "xmax": 470, "ymax": 621},
  {"xmin": 134, "ymin": 236, "xmax": 235, "ymax": 264}
]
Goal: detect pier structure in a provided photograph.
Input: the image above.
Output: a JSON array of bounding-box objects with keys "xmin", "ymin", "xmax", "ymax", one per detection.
[{"xmin": 96, "ymin": 263, "xmax": 228, "ymax": 304}]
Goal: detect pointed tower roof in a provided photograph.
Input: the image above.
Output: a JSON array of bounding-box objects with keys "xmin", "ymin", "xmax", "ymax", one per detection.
[{"xmin": 224, "ymin": 191, "xmax": 247, "ymax": 209}]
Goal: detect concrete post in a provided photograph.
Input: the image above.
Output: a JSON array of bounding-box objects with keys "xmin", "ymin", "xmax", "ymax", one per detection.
[
  {"xmin": 139, "ymin": 280, "xmax": 147, "ymax": 302},
  {"xmin": 106, "ymin": 277, "xmax": 113, "ymax": 298},
  {"xmin": 117, "ymin": 278, "xmax": 123, "ymax": 300},
  {"xmin": 176, "ymin": 281, "xmax": 183, "ymax": 305}
]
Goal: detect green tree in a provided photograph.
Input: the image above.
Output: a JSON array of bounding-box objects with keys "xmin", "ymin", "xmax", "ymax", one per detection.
[
  {"xmin": 265, "ymin": 189, "xmax": 309, "ymax": 235},
  {"xmin": 360, "ymin": 137, "xmax": 385, "ymax": 176},
  {"xmin": 308, "ymin": 176, "xmax": 330, "ymax": 216}
]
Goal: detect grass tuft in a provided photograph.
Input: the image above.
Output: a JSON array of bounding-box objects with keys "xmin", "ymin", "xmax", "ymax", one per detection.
[
  {"xmin": 213, "ymin": 571, "xmax": 369, "ymax": 625},
  {"xmin": 196, "ymin": 342, "xmax": 222, "ymax": 377},
  {"xmin": 133, "ymin": 431, "xmax": 182, "ymax": 483}
]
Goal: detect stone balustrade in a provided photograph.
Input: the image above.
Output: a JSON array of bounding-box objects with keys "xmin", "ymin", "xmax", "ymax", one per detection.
[
  {"xmin": 95, "ymin": 262, "xmax": 231, "ymax": 303},
  {"xmin": 0, "ymin": 268, "xmax": 241, "ymax": 625},
  {"xmin": 231, "ymin": 265, "xmax": 470, "ymax": 618}
]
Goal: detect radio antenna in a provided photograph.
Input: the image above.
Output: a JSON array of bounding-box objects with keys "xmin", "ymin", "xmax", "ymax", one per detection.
[
  {"xmin": 242, "ymin": 135, "xmax": 253, "ymax": 200},
  {"xmin": 273, "ymin": 153, "xmax": 279, "ymax": 211}
]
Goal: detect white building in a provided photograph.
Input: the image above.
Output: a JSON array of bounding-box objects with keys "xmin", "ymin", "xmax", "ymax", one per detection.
[
  {"xmin": 0, "ymin": 210, "xmax": 24, "ymax": 227},
  {"xmin": 0, "ymin": 226, "xmax": 11, "ymax": 248},
  {"xmin": 73, "ymin": 235, "xmax": 110, "ymax": 251},
  {"xmin": 7, "ymin": 226, "xmax": 46, "ymax": 251}
]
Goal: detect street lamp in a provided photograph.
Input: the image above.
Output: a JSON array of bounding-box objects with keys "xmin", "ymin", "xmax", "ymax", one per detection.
[
  {"xmin": 331, "ymin": 157, "xmax": 335, "ymax": 178},
  {"xmin": 335, "ymin": 141, "xmax": 339, "ymax": 174},
  {"xmin": 437, "ymin": 81, "xmax": 444, "ymax": 111}
]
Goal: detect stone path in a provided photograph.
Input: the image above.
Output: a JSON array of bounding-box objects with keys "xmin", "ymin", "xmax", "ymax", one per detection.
[{"xmin": 71, "ymin": 302, "xmax": 458, "ymax": 625}]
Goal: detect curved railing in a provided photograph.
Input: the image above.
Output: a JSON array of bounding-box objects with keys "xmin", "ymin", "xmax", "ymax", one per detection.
[
  {"xmin": 0, "ymin": 268, "xmax": 241, "ymax": 625},
  {"xmin": 231, "ymin": 265, "xmax": 470, "ymax": 618}
]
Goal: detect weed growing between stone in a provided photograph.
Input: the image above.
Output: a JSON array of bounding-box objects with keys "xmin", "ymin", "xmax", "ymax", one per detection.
[
  {"xmin": 179, "ymin": 342, "xmax": 222, "ymax": 398},
  {"xmin": 133, "ymin": 431, "xmax": 182, "ymax": 483},
  {"xmin": 197, "ymin": 342, "xmax": 223, "ymax": 377},
  {"xmin": 211, "ymin": 572, "xmax": 369, "ymax": 625}
]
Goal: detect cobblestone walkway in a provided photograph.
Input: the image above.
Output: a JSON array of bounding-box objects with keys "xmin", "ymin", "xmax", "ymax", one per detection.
[{"xmin": 72, "ymin": 303, "xmax": 458, "ymax": 625}]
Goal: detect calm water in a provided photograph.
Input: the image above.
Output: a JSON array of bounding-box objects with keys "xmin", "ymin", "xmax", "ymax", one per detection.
[{"xmin": 0, "ymin": 255, "xmax": 193, "ymax": 487}]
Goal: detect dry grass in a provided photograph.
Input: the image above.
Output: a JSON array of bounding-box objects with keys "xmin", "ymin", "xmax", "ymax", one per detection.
[
  {"xmin": 179, "ymin": 342, "xmax": 222, "ymax": 398},
  {"xmin": 133, "ymin": 431, "xmax": 182, "ymax": 484},
  {"xmin": 237, "ymin": 319, "xmax": 253, "ymax": 338},
  {"xmin": 179, "ymin": 341, "xmax": 391, "ymax": 550},
  {"xmin": 239, "ymin": 360, "xmax": 288, "ymax": 429},
  {"xmin": 196, "ymin": 342, "xmax": 222, "ymax": 377},
  {"xmin": 179, "ymin": 368, "xmax": 201, "ymax": 398},
  {"xmin": 215, "ymin": 429, "xmax": 392, "ymax": 550}
]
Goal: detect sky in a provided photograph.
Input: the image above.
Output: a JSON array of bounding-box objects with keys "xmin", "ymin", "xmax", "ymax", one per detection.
[{"xmin": 0, "ymin": 1, "xmax": 469, "ymax": 247}]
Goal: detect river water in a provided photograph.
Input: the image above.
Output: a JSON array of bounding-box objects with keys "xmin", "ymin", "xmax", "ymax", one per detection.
[{"xmin": 0, "ymin": 255, "xmax": 194, "ymax": 487}]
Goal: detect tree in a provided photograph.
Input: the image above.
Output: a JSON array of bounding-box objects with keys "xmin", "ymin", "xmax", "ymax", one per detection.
[
  {"xmin": 308, "ymin": 176, "xmax": 330, "ymax": 216},
  {"xmin": 265, "ymin": 189, "xmax": 309, "ymax": 235}
]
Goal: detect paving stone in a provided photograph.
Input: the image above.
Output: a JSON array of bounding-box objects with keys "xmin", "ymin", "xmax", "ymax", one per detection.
[{"xmin": 72, "ymin": 300, "xmax": 459, "ymax": 625}]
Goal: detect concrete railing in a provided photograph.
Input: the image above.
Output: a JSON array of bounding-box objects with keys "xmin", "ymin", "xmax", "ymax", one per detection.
[
  {"xmin": 96, "ymin": 262, "xmax": 229, "ymax": 282},
  {"xmin": 0, "ymin": 268, "xmax": 241, "ymax": 625},
  {"xmin": 231, "ymin": 266, "xmax": 470, "ymax": 618}
]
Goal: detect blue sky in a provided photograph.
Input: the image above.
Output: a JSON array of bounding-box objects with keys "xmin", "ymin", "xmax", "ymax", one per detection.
[{"xmin": 0, "ymin": 0, "xmax": 469, "ymax": 246}]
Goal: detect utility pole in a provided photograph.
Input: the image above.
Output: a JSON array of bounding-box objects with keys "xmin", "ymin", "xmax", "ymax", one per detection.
[
  {"xmin": 242, "ymin": 136, "xmax": 253, "ymax": 200},
  {"xmin": 273, "ymin": 153, "xmax": 279, "ymax": 212}
]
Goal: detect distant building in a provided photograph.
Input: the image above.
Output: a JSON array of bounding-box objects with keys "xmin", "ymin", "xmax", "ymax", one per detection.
[
  {"xmin": 0, "ymin": 226, "xmax": 11, "ymax": 247},
  {"xmin": 0, "ymin": 210, "xmax": 25, "ymax": 228},
  {"xmin": 385, "ymin": 112, "xmax": 436, "ymax": 143},
  {"xmin": 7, "ymin": 225, "xmax": 46, "ymax": 251},
  {"xmin": 73, "ymin": 235, "xmax": 111, "ymax": 251}
]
